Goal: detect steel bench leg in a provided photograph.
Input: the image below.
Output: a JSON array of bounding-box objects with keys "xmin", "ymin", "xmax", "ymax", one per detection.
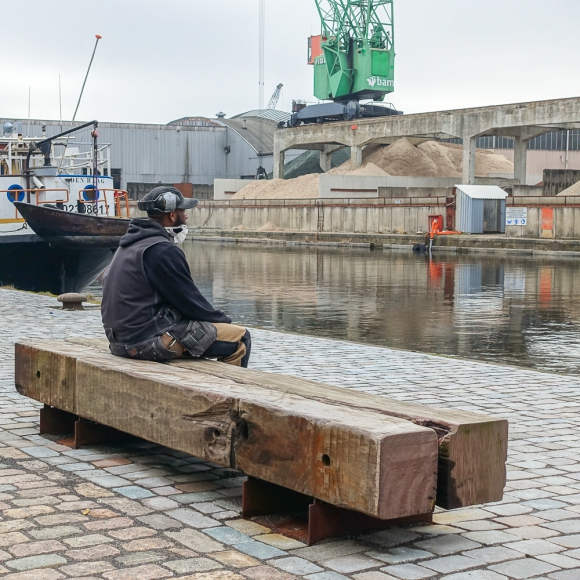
[
  {"xmin": 242, "ymin": 476, "xmax": 433, "ymax": 546},
  {"xmin": 39, "ymin": 405, "xmax": 78, "ymax": 435}
]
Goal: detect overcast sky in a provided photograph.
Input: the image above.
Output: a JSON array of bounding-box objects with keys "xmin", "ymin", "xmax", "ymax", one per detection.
[{"xmin": 2, "ymin": 0, "xmax": 579, "ymax": 125}]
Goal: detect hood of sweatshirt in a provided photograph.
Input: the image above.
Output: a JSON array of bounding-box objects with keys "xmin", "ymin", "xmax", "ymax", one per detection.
[{"xmin": 119, "ymin": 218, "xmax": 171, "ymax": 248}]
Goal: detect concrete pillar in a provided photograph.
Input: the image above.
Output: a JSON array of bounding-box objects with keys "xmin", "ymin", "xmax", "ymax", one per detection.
[
  {"xmin": 350, "ymin": 145, "xmax": 363, "ymax": 170},
  {"xmin": 514, "ymin": 136, "xmax": 527, "ymax": 185},
  {"xmin": 273, "ymin": 149, "xmax": 285, "ymax": 179},
  {"xmin": 462, "ymin": 136, "xmax": 476, "ymax": 185},
  {"xmin": 320, "ymin": 149, "xmax": 332, "ymax": 173}
]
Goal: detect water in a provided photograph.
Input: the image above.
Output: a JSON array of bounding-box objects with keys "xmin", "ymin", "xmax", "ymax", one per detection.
[{"xmin": 179, "ymin": 241, "xmax": 580, "ymax": 375}]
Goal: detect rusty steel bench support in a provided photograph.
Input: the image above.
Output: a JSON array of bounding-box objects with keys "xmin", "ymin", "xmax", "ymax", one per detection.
[
  {"xmin": 242, "ymin": 476, "xmax": 433, "ymax": 546},
  {"xmin": 40, "ymin": 405, "xmax": 131, "ymax": 449}
]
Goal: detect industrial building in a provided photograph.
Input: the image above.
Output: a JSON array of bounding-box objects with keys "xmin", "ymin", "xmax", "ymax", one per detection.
[
  {"xmin": 0, "ymin": 110, "xmax": 297, "ymax": 199},
  {"xmin": 3, "ymin": 103, "xmax": 580, "ymax": 201}
]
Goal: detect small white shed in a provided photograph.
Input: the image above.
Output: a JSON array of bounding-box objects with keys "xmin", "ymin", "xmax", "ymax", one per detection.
[{"xmin": 456, "ymin": 185, "xmax": 508, "ymax": 234}]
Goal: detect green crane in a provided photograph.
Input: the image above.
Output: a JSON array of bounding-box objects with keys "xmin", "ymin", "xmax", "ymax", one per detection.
[{"xmin": 312, "ymin": 0, "xmax": 395, "ymax": 102}]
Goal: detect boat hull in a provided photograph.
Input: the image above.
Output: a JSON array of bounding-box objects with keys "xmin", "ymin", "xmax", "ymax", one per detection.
[
  {"xmin": 14, "ymin": 202, "xmax": 130, "ymax": 248},
  {"xmin": 0, "ymin": 235, "xmax": 114, "ymax": 294}
]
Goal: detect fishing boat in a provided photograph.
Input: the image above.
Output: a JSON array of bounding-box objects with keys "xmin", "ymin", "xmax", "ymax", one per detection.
[{"xmin": 0, "ymin": 120, "xmax": 130, "ymax": 294}]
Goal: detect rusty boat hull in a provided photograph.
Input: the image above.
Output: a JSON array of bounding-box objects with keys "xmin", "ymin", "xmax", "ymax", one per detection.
[{"xmin": 0, "ymin": 203, "xmax": 130, "ymax": 294}]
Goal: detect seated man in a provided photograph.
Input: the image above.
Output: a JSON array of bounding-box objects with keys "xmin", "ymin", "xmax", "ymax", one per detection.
[{"xmin": 101, "ymin": 186, "xmax": 251, "ymax": 367}]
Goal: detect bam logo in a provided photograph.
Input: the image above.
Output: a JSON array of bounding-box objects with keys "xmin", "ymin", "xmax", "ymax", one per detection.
[{"xmin": 367, "ymin": 76, "xmax": 394, "ymax": 88}]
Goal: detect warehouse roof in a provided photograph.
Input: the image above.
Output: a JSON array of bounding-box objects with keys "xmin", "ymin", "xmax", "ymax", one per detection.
[
  {"xmin": 233, "ymin": 109, "xmax": 292, "ymax": 123},
  {"xmin": 218, "ymin": 116, "xmax": 278, "ymax": 155}
]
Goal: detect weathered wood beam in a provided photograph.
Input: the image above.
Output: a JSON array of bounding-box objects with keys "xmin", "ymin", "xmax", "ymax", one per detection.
[{"xmin": 15, "ymin": 340, "xmax": 439, "ymax": 521}]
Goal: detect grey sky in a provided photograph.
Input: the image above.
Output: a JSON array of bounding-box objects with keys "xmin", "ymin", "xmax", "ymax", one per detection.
[{"xmin": 3, "ymin": 0, "xmax": 579, "ymax": 125}]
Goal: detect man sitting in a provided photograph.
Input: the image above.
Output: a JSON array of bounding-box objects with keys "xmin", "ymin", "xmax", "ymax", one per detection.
[{"xmin": 101, "ymin": 186, "xmax": 251, "ymax": 367}]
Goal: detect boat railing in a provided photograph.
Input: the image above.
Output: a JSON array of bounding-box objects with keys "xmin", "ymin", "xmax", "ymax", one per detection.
[
  {"xmin": 110, "ymin": 190, "xmax": 130, "ymax": 218},
  {"xmin": 1, "ymin": 188, "xmax": 71, "ymax": 220}
]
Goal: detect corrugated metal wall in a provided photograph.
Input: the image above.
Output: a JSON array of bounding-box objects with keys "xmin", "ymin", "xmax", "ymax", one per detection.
[
  {"xmin": 1, "ymin": 119, "xmax": 268, "ymax": 187},
  {"xmin": 457, "ymin": 190, "xmax": 484, "ymax": 234}
]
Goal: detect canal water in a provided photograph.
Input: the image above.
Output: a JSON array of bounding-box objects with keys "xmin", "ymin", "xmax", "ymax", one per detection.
[{"xmin": 178, "ymin": 241, "xmax": 580, "ymax": 375}]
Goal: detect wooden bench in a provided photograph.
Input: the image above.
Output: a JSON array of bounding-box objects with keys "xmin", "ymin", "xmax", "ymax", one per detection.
[{"xmin": 15, "ymin": 338, "xmax": 508, "ymax": 545}]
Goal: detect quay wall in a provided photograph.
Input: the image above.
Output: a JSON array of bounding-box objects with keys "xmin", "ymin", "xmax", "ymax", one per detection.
[{"xmin": 130, "ymin": 197, "xmax": 580, "ymax": 242}]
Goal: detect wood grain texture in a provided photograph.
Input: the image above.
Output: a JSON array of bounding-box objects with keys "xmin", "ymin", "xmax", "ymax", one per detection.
[
  {"xmin": 45, "ymin": 337, "xmax": 508, "ymax": 508},
  {"xmin": 15, "ymin": 340, "xmax": 438, "ymax": 520}
]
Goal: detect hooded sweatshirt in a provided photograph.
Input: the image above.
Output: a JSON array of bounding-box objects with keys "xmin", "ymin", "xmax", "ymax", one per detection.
[{"xmin": 102, "ymin": 218, "xmax": 230, "ymax": 344}]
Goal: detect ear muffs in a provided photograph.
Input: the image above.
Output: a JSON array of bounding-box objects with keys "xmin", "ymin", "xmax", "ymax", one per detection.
[{"xmin": 138, "ymin": 192, "xmax": 178, "ymax": 214}]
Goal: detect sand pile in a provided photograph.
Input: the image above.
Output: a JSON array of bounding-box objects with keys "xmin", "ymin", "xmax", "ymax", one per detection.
[
  {"xmin": 557, "ymin": 180, "xmax": 580, "ymax": 196},
  {"xmin": 231, "ymin": 138, "xmax": 514, "ymax": 199}
]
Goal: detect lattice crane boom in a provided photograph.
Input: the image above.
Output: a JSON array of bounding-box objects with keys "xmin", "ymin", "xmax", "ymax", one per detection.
[{"xmin": 268, "ymin": 83, "xmax": 284, "ymax": 110}]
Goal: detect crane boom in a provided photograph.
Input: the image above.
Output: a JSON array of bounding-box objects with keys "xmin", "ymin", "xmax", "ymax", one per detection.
[{"xmin": 268, "ymin": 83, "xmax": 284, "ymax": 109}]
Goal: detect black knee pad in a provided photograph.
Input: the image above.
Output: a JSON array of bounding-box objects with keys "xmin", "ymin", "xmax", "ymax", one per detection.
[{"xmin": 241, "ymin": 330, "xmax": 252, "ymax": 368}]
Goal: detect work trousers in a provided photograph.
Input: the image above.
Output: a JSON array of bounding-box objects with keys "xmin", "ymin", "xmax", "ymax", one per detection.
[{"xmin": 108, "ymin": 322, "xmax": 251, "ymax": 368}]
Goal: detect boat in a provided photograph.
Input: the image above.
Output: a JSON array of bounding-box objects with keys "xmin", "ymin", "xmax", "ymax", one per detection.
[{"xmin": 0, "ymin": 120, "xmax": 130, "ymax": 294}]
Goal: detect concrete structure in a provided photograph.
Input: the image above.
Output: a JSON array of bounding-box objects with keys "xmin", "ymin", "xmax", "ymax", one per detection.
[{"xmin": 274, "ymin": 97, "xmax": 580, "ymax": 185}]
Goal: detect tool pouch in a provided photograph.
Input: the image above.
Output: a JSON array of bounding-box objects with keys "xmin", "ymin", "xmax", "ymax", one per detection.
[{"xmin": 175, "ymin": 320, "xmax": 217, "ymax": 358}]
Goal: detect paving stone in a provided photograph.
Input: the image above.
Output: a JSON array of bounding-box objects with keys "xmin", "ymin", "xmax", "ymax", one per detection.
[
  {"xmin": 291, "ymin": 540, "xmax": 368, "ymax": 563},
  {"xmin": 3, "ymin": 570, "xmax": 65, "ymax": 580},
  {"xmin": 165, "ymin": 508, "xmax": 220, "ymax": 528},
  {"xmin": 65, "ymin": 543, "xmax": 121, "ymax": 561},
  {"xmin": 113, "ymin": 486, "xmax": 155, "ymax": 499},
  {"xmin": 141, "ymin": 496, "xmax": 180, "ymax": 510},
  {"xmin": 209, "ymin": 549, "xmax": 260, "ymax": 568},
  {"xmin": 241, "ymin": 565, "xmax": 298, "ymax": 579},
  {"xmin": 361, "ymin": 530, "xmax": 420, "ymax": 549},
  {"xmin": 352, "ymin": 573, "xmax": 399, "ymax": 580},
  {"xmin": 137, "ymin": 514, "xmax": 182, "ymax": 530},
  {"xmin": 5, "ymin": 553, "xmax": 68, "ymax": 571},
  {"xmin": 165, "ymin": 529, "xmax": 225, "ymax": 553},
  {"xmin": 365, "ymin": 547, "xmax": 432, "ymax": 564},
  {"xmin": 84, "ymin": 517, "xmax": 135, "ymax": 531},
  {"xmin": 58, "ymin": 560, "xmax": 116, "ymax": 576},
  {"xmin": 489, "ymin": 557, "xmax": 559, "ymax": 578},
  {"xmin": 441, "ymin": 572, "xmax": 508, "ymax": 580},
  {"xmin": 123, "ymin": 537, "xmax": 174, "ymax": 551},
  {"xmin": 420, "ymin": 555, "xmax": 479, "ymax": 574},
  {"xmin": 321, "ymin": 553, "xmax": 383, "ymax": 573},
  {"xmin": 462, "ymin": 546, "xmax": 522, "ymax": 564},
  {"xmin": 116, "ymin": 551, "xmax": 167, "ymax": 565},
  {"xmin": 234, "ymin": 540, "xmax": 287, "ymax": 560},
  {"xmin": 505, "ymin": 538, "xmax": 565, "ymax": 555},
  {"xmin": 254, "ymin": 534, "xmax": 305, "ymax": 550},
  {"xmin": 163, "ymin": 557, "xmax": 223, "ymax": 573},
  {"xmin": 461, "ymin": 530, "xmax": 519, "ymax": 544},
  {"xmin": 304, "ymin": 573, "xmax": 352, "ymax": 580},
  {"xmin": 380, "ymin": 563, "xmax": 436, "ymax": 579},
  {"xmin": 204, "ymin": 526, "xmax": 253, "ymax": 545},
  {"xmin": 548, "ymin": 570, "xmax": 580, "ymax": 579},
  {"xmin": 102, "ymin": 564, "xmax": 173, "ymax": 579},
  {"xmin": 9, "ymin": 539, "xmax": 66, "ymax": 557},
  {"xmin": 414, "ymin": 535, "xmax": 481, "ymax": 555},
  {"xmin": 109, "ymin": 526, "xmax": 156, "ymax": 540},
  {"xmin": 271, "ymin": 556, "xmax": 324, "ymax": 575},
  {"xmin": 0, "ymin": 532, "xmax": 31, "ymax": 548},
  {"xmin": 538, "ymin": 552, "xmax": 580, "ymax": 568},
  {"xmin": 227, "ymin": 519, "xmax": 271, "ymax": 536}
]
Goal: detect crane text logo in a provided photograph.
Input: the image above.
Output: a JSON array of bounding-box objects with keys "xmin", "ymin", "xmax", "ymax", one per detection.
[{"xmin": 367, "ymin": 77, "xmax": 394, "ymax": 88}]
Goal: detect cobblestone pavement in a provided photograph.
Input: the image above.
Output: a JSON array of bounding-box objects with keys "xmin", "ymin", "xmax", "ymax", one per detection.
[{"xmin": 1, "ymin": 288, "xmax": 580, "ymax": 580}]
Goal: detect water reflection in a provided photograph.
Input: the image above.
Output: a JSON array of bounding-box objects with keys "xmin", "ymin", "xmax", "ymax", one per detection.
[{"xmin": 181, "ymin": 241, "xmax": 580, "ymax": 374}]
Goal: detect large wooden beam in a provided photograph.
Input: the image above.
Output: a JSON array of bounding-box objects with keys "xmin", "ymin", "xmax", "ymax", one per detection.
[
  {"xmin": 15, "ymin": 340, "xmax": 439, "ymax": 520},
  {"xmin": 168, "ymin": 358, "xmax": 508, "ymax": 510}
]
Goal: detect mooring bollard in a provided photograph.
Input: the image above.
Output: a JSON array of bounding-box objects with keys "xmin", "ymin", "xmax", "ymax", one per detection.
[{"xmin": 57, "ymin": 293, "xmax": 87, "ymax": 311}]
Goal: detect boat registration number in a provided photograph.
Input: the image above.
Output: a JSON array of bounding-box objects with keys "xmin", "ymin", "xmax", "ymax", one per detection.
[{"xmin": 62, "ymin": 204, "xmax": 107, "ymax": 215}]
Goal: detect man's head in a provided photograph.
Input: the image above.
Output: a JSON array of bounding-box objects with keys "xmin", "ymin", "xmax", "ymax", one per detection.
[{"xmin": 137, "ymin": 186, "xmax": 199, "ymax": 228}]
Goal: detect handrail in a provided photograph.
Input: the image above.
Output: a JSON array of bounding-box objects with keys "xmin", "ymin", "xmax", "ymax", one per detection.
[
  {"xmin": 0, "ymin": 188, "xmax": 70, "ymax": 218},
  {"xmin": 100, "ymin": 189, "xmax": 130, "ymax": 218}
]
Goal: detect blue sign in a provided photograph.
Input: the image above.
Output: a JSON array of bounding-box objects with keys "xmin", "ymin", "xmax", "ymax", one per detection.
[{"xmin": 6, "ymin": 184, "xmax": 25, "ymax": 203}]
